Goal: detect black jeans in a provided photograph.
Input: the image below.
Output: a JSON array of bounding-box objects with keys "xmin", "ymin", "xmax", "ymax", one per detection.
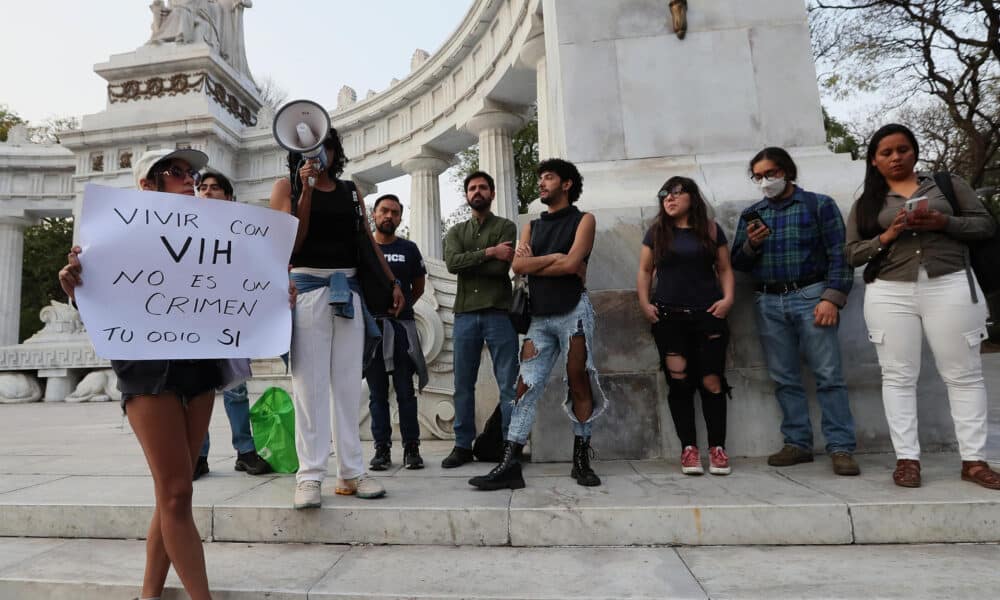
[
  {"xmin": 650, "ymin": 306, "xmax": 730, "ymax": 449},
  {"xmin": 366, "ymin": 320, "xmax": 420, "ymax": 445}
]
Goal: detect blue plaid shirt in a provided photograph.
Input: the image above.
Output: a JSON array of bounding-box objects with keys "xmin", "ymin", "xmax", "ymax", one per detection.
[{"xmin": 731, "ymin": 187, "xmax": 853, "ymax": 307}]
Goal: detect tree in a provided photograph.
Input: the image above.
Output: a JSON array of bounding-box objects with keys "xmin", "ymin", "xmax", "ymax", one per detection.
[
  {"xmin": 809, "ymin": 1, "xmax": 1000, "ymax": 187},
  {"xmin": 452, "ymin": 110, "xmax": 539, "ymax": 214},
  {"xmin": 20, "ymin": 218, "xmax": 74, "ymax": 342},
  {"xmin": 0, "ymin": 104, "xmax": 26, "ymax": 142},
  {"xmin": 257, "ymin": 75, "xmax": 289, "ymax": 111},
  {"xmin": 28, "ymin": 116, "xmax": 80, "ymax": 144},
  {"xmin": 822, "ymin": 108, "xmax": 863, "ymax": 159}
]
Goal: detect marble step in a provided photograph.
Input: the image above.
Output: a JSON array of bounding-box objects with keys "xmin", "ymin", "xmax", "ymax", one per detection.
[
  {"xmin": 1, "ymin": 451, "xmax": 998, "ymax": 547},
  {"xmin": 1, "ymin": 538, "xmax": 998, "ymax": 600}
]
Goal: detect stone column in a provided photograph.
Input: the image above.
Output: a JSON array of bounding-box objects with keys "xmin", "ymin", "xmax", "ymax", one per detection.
[
  {"xmin": 464, "ymin": 109, "xmax": 525, "ymax": 221},
  {"xmin": 402, "ymin": 154, "xmax": 451, "ymax": 260},
  {"xmin": 518, "ymin": 33, "xmax": 554, "ymax": 159},
  {"xmin": 0, "ymin": 217, "xmax": 30, "ymax": 346}
]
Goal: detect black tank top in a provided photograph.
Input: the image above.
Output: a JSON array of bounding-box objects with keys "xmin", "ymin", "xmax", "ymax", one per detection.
[
  {"xmin": 290, "ymin": 180, "xmax": 360, "ymax": 268},
  {"xmin": 528, "ymin": 205, "xmax": 589, "ymax": 316}
]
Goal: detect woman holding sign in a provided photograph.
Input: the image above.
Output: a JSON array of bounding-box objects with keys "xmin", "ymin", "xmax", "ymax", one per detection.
[
  {"xmin": 58, "ymin": 148, "xmax": 263, "ymax": 600},
  {"xmin": 845, "ymin": 124, "xmax": 999, "ymax": 490},
  {"xmin": 270, "ymin": 127, "xmax": 404, "ymax": 509}
]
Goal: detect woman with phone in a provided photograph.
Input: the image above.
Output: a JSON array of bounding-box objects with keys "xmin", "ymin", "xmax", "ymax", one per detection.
[
  {"xmin": 845, "ymin": 123, "xmax": 998, "ymax": 489},
  {"xmin": 637, "ymin": 176, "xmax": 735, "ymax": 475}
]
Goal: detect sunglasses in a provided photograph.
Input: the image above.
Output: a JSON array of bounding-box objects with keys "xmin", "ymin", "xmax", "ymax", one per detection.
[
  {"xmin": 657, "ymin": 186, "xmax": 687, "ymax": 199},
  {"xmin": 160, "ymin": 165, "xmax": 202, "ymax": 184}
]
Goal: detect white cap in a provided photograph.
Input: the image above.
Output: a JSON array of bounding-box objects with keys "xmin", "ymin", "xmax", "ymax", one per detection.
[{"xmin": 133, "ymin": 148, "xmax": 209, "ymax": 190}]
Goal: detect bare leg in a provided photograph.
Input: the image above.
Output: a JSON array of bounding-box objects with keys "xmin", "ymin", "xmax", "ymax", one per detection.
[
  {"xmin": 130, "ymin": 391, "xmax": 215, "ymax": 600},
  {"xmin": 567, "ymin": 336, "xmax": 593, "ymax": 423}
]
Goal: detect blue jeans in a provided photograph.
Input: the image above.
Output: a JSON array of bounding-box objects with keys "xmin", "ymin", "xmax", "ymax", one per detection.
[
  {"xmin": 452, "ymin": 309, "xmax": 519, "ymax": 449},
  {"xmin": 199, "ymin": 382, "xmax": 255, "ymax": 457},
  {"xmin": 753, "ymin": 282, "xmax": 856, "ymax": 453},
  {"xmin": 367, "ymin": 320, "xmax": 420, "ymax": 445},
  {"xmin": 507, "ymin": 294, "xmax": 609, "ymax": 444}
]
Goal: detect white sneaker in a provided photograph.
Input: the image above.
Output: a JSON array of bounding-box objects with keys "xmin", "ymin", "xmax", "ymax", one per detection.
[
  {"xmin": 336, "ymin": 475, "xmax": 386, "ymax": 499},
  {"xmin": 293, "ymin": 480, "xmax": 321, "ymax": 509}
]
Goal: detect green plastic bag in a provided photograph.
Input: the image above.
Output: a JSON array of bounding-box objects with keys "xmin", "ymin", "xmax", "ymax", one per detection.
[{"xmin": 250, "ymin": 387, "xmax": 299, "ymax": 473}]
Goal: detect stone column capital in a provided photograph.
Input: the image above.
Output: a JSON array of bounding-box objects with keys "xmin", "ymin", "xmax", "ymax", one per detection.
[
  {"xmin": 401, "ymin": 153, "xmax": 452, "ymax": 176},
  {"xmin": 517, "ymin": 33, "xmax": 546, "ymax": 69},
  {"xmin": 464, "ymin": 109, "xmax": 525, "ymax": 136}
]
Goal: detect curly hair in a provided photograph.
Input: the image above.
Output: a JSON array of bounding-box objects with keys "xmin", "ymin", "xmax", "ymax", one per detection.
[{"xmin": 537, "ymin": 158, "xmax": 583, "ymax": 204}]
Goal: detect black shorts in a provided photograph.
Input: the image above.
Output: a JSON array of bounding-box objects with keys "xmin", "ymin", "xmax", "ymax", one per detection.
[
  {"xmin": 650, "ymin": 305, "xmax": 729, "ymax": 377},
  {"xmin": 118, "ymin": 359, "xmax": 221, "ymax": 412}
]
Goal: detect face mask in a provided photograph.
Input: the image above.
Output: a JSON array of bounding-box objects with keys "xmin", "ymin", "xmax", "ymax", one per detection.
[{"xmin": 759, "ymin": 177, "xmax": 786, "ymax": 199}]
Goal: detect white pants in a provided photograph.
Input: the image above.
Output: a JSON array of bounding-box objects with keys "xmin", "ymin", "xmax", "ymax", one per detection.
[
  {"xmin": 290, "ymin": 280, "xmax": 365, "ymax": 483},
  {"xmin": 863, "ymin": 268, "xmax": 990, "ymax": 461}
]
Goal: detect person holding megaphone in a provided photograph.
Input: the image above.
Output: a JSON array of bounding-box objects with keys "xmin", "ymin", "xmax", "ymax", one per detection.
[{"xmin": 270, "ymin": 102, "xmax": 404, "ymax": 509}]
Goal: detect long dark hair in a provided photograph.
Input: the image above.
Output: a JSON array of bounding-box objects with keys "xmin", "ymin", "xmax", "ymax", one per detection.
[
  {"xmin": 651, "ymin": 176, "xmax": 715, "ymax": 262},
  {"xmin": 287, "ymin": 127, "xmax": 348, "ymax": 211},
  {"xmin": 856, "ymin": 124, "xmax": 920, "ymax": 238}
]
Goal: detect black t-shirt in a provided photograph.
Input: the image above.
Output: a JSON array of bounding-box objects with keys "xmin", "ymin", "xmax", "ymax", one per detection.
[
  {"xmin": 378, "ymin": 237, "xmax": 426, "ymax": 320},
  {"xmin": 290, "ymin": 180, "xmax": 360, "ymax": 269},
  {"xmin": 642, "ymin": 224, "xmax": 727, "ymax": 310}
]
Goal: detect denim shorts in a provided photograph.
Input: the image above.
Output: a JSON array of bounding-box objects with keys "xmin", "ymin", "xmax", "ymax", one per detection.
[{"xmin": 119, "ymin": 359, "xmax": 221, "ymax": 412}]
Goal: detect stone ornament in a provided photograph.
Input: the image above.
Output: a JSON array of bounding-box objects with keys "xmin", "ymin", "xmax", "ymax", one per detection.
[
  {"xmin": 147, "ymin": 0, "xmax": 254, "ymax": 80},
  {"xmin": 338, "ymin": 86, "xmax": 358, "ymax": 108},
  {"xmin": 0, "ymin": 373, "xmax": 42, "ymax": 404},
  {"xmin": 66, "ymin": 370, "xmax": 119, "ymax": 403},
  {"xmin": 108, "ymin": 72, "xmax": 207, "ymax": 103},
  {"xmin": 670, "ymin": 0, "xmax": 688, "ymax": 40},
  {"xmin": 411, "ymin": 49, "xmax": 430, "ymax": 72},
  {"xmin": 24, "ymin": 301, "xmax": 84, "ymax": 345}
]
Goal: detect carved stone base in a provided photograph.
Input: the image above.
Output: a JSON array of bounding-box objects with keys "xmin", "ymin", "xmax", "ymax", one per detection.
[
  {"xmin": 66, "ymin": 369, "xmax": 119, "ymax": 403},
  {"xmin": 0, "ymin": 373, "xmax": 42, "ymax": 404}
]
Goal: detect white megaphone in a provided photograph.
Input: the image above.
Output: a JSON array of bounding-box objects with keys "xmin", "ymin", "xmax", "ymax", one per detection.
[{"xmin": 273, "ymin": 99, "xmax": 332, "ymax": 186}]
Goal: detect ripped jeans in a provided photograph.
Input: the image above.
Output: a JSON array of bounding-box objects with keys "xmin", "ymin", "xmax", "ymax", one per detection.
[{"xmin": 506, "ymin": 293, "xmax": 608, "ymax": 444}]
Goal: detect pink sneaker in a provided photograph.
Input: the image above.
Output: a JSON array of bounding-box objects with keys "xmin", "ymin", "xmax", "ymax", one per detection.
[
  {"xmin": 709, "ymin": 446, "xmax": 731, "ymax": 475},
  {"xmin": 681, "ymin": 445, "xmax": 703, "ymax": 475}
]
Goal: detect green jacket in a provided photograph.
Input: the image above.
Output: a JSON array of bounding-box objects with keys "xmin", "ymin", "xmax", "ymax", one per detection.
[{"xmin": 443, "ymin": 212, "xmax": 518, "ymax": 313}]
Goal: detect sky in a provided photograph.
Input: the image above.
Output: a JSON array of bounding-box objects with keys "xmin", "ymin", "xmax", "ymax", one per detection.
[{"xmin": 0, "ymin": 0, "xmax": 475, "ymax": 219}]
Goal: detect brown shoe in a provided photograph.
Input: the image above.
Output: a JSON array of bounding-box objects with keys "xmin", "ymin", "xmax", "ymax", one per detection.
[
  {"xmin": 893, "ymin": 459, "xmax": 921, "ymax": 487},
  {"xmin": 831, "ymin": 452, "xmax": 860, "ymax": 476},
  {"xmin": 961, "ymin": 461, "xmax": 1000, "ymax": 490},
  {"xmin": 767, "ymin": 445, "xmax": 814, "ymax": 467}
]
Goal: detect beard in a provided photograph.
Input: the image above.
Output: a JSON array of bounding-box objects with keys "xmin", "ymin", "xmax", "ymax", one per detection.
[
  {"xmin": 467, "ymin": 193, "xmax": 492, "ymax": 212},
  {"xmin": 376, "ymin": 220, "xmax": 398, "ymax": 235},
  {"xmin": 539, "ymin": 192, "xmax": 554, "ymax": 206}
]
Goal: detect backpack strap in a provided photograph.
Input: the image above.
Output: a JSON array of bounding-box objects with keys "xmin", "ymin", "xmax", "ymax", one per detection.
[{"xmin": 934, "ymin": 172, "xmax": 978, "ymax": 303}]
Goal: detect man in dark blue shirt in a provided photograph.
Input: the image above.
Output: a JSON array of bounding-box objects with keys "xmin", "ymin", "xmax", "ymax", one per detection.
[{"xmin": 367, "ymin": 194, "xmax": 429, "ymax": 470}]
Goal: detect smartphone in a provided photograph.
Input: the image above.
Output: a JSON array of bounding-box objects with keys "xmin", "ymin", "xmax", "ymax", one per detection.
[
  {"xmin": 904, "ymin": 196, "xmax": 929, "ymax": 213},
  {"xmin": 742, "ymin": 210, "xmax": 770, "ymax": 232}
]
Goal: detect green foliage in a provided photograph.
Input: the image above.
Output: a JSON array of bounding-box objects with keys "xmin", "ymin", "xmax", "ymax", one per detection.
[
  {"xmin": 20, "ymin": 219, "xmax": 74, "ymax": 342},
  {"xmin": 822, "ymin": 108, "xmax": 862, "ymax": 159},
  {"xmin": 0, "ymin": 104, "xmax": 26, "ymax": 142},
  {"xmin": 452, "ymin": 110, "xmax": 540, "ymax": 215}
]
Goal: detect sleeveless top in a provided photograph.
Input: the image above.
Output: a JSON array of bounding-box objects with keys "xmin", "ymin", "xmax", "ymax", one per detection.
[
  {"xmin": 290, "ymin": 180, "xmax": 360, "ymax": 268},
  {"xmin": 528, "ymin": 205, "xmax": 589, "ymax": 316}
]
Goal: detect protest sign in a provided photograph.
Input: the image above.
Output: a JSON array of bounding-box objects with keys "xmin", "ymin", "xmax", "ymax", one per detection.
[{"xmin": 75, "ymin": 184, "xmax": 298, "ymax": 360}]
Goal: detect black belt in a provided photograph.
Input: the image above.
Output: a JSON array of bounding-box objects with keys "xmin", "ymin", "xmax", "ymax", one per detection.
[{"xmin": 755, "ymin": 275, "xmax": 825, "ymax": 295}]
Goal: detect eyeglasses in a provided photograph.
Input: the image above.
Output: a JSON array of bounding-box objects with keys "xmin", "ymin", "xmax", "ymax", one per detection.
[
  {"xmin": 160, "ymin": 166, "xmax": 202, "ymax": 184},
  {"xmin": 750, "ymin": 169, "xmax": 783, "ymax": 183},
  {"xmin": 657, "ymin": 186, "xmax": 687, "ymax": 199}
]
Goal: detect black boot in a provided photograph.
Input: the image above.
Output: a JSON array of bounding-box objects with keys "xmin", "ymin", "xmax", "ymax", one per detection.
[
  {"xmin": 468, "ymin": 441, "xmax": 525, "ymax": 490},
  {"xmin": 571, "ymin": 436, "xmax": 601, "ymax": 487},
  {"xmin": 369, "ymin": 443, "xmax": 392, "ymax": 471},
  {"xmin": 403, "ymin": 440, "xmax": 424, "ymax": 470}
]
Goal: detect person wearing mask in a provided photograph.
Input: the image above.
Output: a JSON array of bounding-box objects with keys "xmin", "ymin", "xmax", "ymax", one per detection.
[
  {"xmin": 269, "ymin": 128, "xmax": 404, "ymax": 508},
  {"xmin": 637, "ymin": 176, "xmax": 735, "ymax": 475},
  {"xmin": 731, "ymin": 147, "xmax": 859, "ymax": 476},
  {"xmin": 845, "ymin": 123, "xmax": 999, "ymax": 489}
]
